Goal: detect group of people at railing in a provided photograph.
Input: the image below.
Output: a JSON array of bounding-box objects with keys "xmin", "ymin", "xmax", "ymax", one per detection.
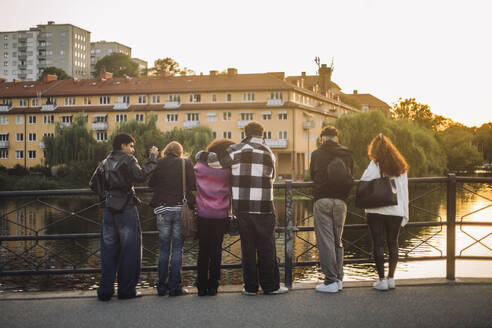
[{"xmin": 89, "ymin": 121, "xmax": 409, "ymax": 301}]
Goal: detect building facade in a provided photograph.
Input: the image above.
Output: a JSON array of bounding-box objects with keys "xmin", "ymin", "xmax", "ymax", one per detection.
[
  {"xmin": 0, "ymin": 21, "xmax": 91, "ymax": 82},
  {"xmin": 0, "ymin": 67, "xmax": 371, "ymax": 179},
  {"xmin": 131, "ymin": 58, "xmax": 148, "ymax": 76},
  {"xmin": 90, "ymin": 41, "xmax": 132, "ymax": 77}
]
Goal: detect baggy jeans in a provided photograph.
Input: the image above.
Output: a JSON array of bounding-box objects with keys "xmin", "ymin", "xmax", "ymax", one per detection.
[
  {"xmin": 98, "ymin": 205, "xmax": 142, "ymax": 299},
  {"xmin": 156, "ymin": 210, "xmax": 184, "ymax": 294},
  {"xmin": 314, "ymin": 198, "xmax": 347, "ymax": 284}
]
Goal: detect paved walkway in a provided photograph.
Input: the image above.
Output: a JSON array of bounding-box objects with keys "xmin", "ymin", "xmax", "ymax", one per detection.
[{"xmin": 1, "ymin": 278, "xmax": 491, "ymax": 328}]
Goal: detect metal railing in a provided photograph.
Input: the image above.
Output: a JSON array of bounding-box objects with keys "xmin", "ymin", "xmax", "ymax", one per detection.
[{"xmin": 1, "ymin": 174, "xmax": 491, "ymax": 288}]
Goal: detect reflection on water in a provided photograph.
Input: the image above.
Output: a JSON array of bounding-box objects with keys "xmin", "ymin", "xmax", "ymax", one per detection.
[{"xmin": 0, "ymin": 182, "xmax": 491, "ymax": 291}]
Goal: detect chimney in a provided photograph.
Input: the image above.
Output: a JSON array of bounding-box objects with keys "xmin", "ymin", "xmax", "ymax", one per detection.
[
  {"xmin": 301, "ymin": 72, "xmax": 306, "ymax": 77},
  {"xmin": 227, "ymin": 68, "xmax": 238, "ymax": 76},
  {"xmin": 43, "ymin": 74, "xmax": 58, "ymax": 83},
  {"xmin": 48, "ymin": 21, "xmax": 55, "ymax": 25},
  {"xmin": 318, "ymin": 63, "xmax": 332, "ymax": 93},
  {"xmin": 353, "ymin": 90, "xmax": 358, "ymax": 95},
  {"xmin": 210, "ymin": 70, "xmax": 218, "ymax": 77},
  {"xmin": 99, "ymin": 71, "xmax": 113, "ymax": 80}
]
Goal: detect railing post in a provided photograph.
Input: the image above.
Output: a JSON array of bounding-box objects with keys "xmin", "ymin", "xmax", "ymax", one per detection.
[
  {"xmin": 284, "ymin": 180, "xmax": 294, "ymax": 289},
  {"xmin": 446, "ymin": 173, "xmax": 456, "ymax": 280}
]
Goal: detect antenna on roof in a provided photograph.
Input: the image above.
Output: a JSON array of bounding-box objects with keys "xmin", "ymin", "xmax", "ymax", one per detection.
[
  {"xmin": 330, "ymin": 57, "xmax": 334, "ymax": 71},
  {"xmin": 314, "ymin": 57, "xmax": 321, "ymax": 74}
]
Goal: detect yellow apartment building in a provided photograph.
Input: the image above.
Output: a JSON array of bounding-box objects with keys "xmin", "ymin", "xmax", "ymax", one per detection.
[{"xmin": 0, "ymin": 65, "xmax": 387, "ymax": 180}]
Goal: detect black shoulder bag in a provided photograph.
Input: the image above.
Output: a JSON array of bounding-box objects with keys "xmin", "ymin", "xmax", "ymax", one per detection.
[{"xmin": 355, "ymin": 166, "xmax": 397, "ymax": 209}]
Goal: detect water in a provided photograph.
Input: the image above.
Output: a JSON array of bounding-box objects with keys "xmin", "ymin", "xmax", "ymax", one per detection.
[{"xmin": 1, "ymin": 182, "xmax": 491, "ymax": 292}]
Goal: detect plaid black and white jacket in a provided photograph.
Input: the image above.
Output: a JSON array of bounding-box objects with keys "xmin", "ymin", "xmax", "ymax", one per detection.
[{"xmin": 197, "ymin": 137, "xmax": 276, "ymax": 214}]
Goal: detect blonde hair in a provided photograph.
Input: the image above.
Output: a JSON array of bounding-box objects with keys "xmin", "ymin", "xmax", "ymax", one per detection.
[{"xmin": 162, "ymin": 141, "xmax": 183, "ymax": 158}]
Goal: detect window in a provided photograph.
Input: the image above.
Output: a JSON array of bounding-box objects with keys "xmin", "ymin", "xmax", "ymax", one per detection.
[
  {"xmin": 262, "ymin": 112, "xmax": 271, "ymax": 120},
  {"xmin": 189, "ymin": 94, "xmax": 201, "ymax": 103},
  {"xmin": 2, "ymin": 98, "xmax": 12, "ymax": 106},
  {"xmin": 28, "ymin": 150, "xmax": 36, "ymax": 159},
  {"xmin": 64, "ymin": 97, "xmax": 75, "ymax": 106},
  {"xmin": 135, "ymin": 114, "xmax": 144, "ymax": 122},
  {"xmin": 223, "ymin": 131, "xmax": 232, "ymax": 139},
  {"xmin": 240, "ymin": 131, "xmax": 245, "ymax": 140},
  {"xmin": 61, "ymin": 116, "xmax": 72, "ymax": 123},
  {"xmin": 168, "ymin": 94, "xmax": 180, "ymax": 103},
  {"xmin": 83, "ymin": 97, "xmax": 91, "ymax": 105},
  {"xmin": 43, "ymin": 115, "xmax": 54, "ymax": 124},
  {"xmin": 240, "ymin": 112, "xmax": 253, "ymax": 121},
  {"xmin": 19, "ymin": 98, "xmax": 27, "ymax": 107},
  {"xmin": 243, "ymin": 92, "xmax": 255, "ymax": 102},
  {"xmin": 211, "ymin": 94, "xmax": 217, "ymax": 102},
  {"xmin": 16, "ymin": 133, "xmax": 23, "ymax": 142},
  {"xmin": 28, "ymin": 133, "xmax": 36, "ymax": 141},
  {"xmin": 31, "ymin": 98, "xmax": 39, "ymax": 106},
  {"xmin": 116, "ymin": 114, "xmax": 127, "ymax": 122},
  {"xmin": 0, "ymin": 149, "xmax": 7, "ymax": 159},
  {"xmin": 226, "ymin": 93, "xmax": 232, "ymax": 102},
  {"xmin": 151, "ymin": 95, "xmax": 160, "ymax": 104},
  {"xmin": 137, "ymin": 95, "xmax": 147, "ymax": 104},
  {"xmin": 186, "ymin": 113, "xmax": 198, "ymax": 121},
  {"xmin": 0, "ymin": 134, "xmax": 8, "ymax": 141},
  {"xmin": 16, "ymin": 150, "xmax": 23, "ymax": 159},
  {"xmin": 279, "ymin": 131, "xmax": 288, "ymax": 140},
  {"xmin": 46, "ymin": 97, "xmax": 57, "ymax": 105},
  {"xmin": 99, "ymin": 96, "xmax": 110, "ymax": 105},
  {"xmin": 118, "ymin": 96, "xmax": 130, "ymax": 104},
  {"xmin": 0, "ymin": 116, "xmax": 8, "ymax": 125},
  {"xmin": 278, "ymin": 112, "xmax": 288, "ymax": 120},
  {"xmin": 263, "ymin": 131, "xmax": 272, "ymax": 139},
  {"xmin": 94, "ymin": 115, "xmax": 107, "ymax": 123},
  {"xmin": 207, "ymin": 112, "xmax": 217, "ymax": 122},
  {"xmin": 28, "ymin": 115, "xmax": 36, "ymax": 124},
  {"xmin": 166, "ymin": 113, "xmax": 178, "ymax": 122},
  {"xmin": 222, "ymin": 112, "xmax": 231, "ymax": 121},
  {"xmin": 212, "ymin": 131, "xmax": 217, "ymax": 139},
  {"xmin": 270, "ymin": 91, "xmax": 283, "ymax": 100},
  {"xmin": 43, "ymin": 132, "xmax": 54, "ymax": 138},
  {"xmin": 96, "ymin": 132, "xmax": 107, "ymax": 141},
  {"xmin": 16, "ymin": 116, "xmax": 23, "ymax": 124}
]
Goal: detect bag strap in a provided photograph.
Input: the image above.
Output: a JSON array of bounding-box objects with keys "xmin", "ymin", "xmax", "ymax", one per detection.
[{"xmin": 181, "ymin": 158, "xmax": 187, "ymax": 203}]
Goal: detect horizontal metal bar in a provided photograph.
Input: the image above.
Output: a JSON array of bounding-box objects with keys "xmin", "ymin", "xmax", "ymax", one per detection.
[{"xmin": 456, "ymin": 256, "xmax": 492, "ymax": 261}]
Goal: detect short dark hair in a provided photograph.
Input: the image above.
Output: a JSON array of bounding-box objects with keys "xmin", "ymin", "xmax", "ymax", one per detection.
[
  {"xmin": 113, "ymin": 133, "xmax": 135, "ymax": 151},
  {"xmin": 321, "ymin": 126, "xmax": 338, "ymax": 138},
  {"xmin": 244, "ymin": 121, "xmax": 264, "ymax": 138}
]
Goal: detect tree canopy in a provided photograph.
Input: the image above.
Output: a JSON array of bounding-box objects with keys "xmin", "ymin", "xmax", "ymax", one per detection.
[
  {"xmin": 94, "ymin": 53, "xmax": 139, "ymax": 77},
  {"xmin": 38, "ymin": 66, "xmax": 71, "ymax": 80},
  {"xmin": 150, "ymin": 57, "xmax": 195, "ymax": 77},
  {"xmin": 437, "ymin": 125, "xmax": 484, "ymax": 172},
  {"xmin": 391, "ymin": 98, "xmax": 452, "ymax": 131}
]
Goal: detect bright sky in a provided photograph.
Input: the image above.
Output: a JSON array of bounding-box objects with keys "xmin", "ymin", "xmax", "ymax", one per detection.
[{"xmin": 1, "ymin": 0, "xmax": 491, "ymax": 126}]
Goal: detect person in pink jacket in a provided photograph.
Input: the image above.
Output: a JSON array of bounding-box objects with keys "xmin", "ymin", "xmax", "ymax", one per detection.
[{"xmin": 194, "ymin": 139, "xmax": 235, "ymax": 296}]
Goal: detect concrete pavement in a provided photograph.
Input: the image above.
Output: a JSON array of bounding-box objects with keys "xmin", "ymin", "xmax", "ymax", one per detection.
[{"xmin": 1, "ymin": 278, "xmax": 491, "ymax": 328}]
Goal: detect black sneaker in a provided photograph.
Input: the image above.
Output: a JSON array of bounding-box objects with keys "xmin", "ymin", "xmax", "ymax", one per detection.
[
  {"xmin": 207, "ymin": 288, "xmax": 217, "ymax": 296},
  {"xmin": 197, "ymin": 289, "xmax": 207, "ymax": 297},
  {"xmin": 97, "ymin": 295, "xmax": 112, "ymax": 302},
  {"xmin": 169, "ymin": 288, "xmax": 189, "ymax": 297},
  {"xmin": 118, "ymin": 291, "xmax": 142, "ymax": 299}
]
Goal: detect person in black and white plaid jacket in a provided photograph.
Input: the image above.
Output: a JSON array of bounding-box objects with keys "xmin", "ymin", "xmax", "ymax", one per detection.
[{"xmin": 197, "ymin": 121, "xmax": 288, "ymax": 295}]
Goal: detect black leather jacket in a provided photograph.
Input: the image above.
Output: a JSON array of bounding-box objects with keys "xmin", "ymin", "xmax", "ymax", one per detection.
[{"xmin": 90, "ymin": 150, "xmax": 157, "ymax": 204}]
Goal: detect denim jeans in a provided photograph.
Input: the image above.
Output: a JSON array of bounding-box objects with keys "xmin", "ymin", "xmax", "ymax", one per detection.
[
  {"xmin": 98, "ymin": 205, "xmax": 142, "ymax": 299},
  {"xmin": 156, "ymin": 210, "xmax": 184, "ymax": 294}
]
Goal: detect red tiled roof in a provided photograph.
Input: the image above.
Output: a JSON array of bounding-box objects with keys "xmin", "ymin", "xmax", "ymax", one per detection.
[
  {"xmin": 285, "ymin": 75, "xmax": 342, "ymax": 91},
  {"xmin": 342, "ymin": 93, "xmax": 391, "ymax": 110},
  {"xmin": 0, "ymin": 80, "xmax": 63, "ymax": 98}
]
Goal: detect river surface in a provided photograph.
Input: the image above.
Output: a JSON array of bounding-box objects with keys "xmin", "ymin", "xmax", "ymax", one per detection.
[{"xmin": 1, "ymin": 182, "xmax": 491, "ymax": 292}]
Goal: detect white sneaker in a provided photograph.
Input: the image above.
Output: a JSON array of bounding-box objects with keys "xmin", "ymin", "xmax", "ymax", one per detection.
[
  {"xmin": 265, "ymin": 286, "xmax": 289, "ymax": 295},
  {"xmin": 241, "ymin": 288, "xmax": 257, "ymax": 296},
  {"xmin": 315, "ymin": 282, "xmax": 339, "ymax": 293},
  {"xmin": 387, "ymin": 278, "xmax": 395, "ymax": 289},
  {"xmin": 337, "ymin": 280, "xmax": 343, "ymax": 291},
  {"xmin": 373, "ymin": 279, "xmax": 389, "ymax": 291}
]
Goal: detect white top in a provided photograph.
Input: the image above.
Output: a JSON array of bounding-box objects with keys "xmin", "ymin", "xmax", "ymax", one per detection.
[{"xmin": 360, "ymin": 160, "xmax": 409, "ymax": 226}]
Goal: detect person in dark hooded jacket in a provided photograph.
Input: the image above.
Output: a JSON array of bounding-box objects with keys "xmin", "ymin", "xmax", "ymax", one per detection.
[{"xmin": 310, "ymin": 126, "xmax": 353, "ymax": 293}]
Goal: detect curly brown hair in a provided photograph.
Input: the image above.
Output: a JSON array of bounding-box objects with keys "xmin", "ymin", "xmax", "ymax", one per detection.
[
  {"xmin": 368, "ymin": 134, "xmax": 409, "ymax": 177},
  {"xmin": 206, "ymin": 138, "xmax": 235, "ymax": 157}
]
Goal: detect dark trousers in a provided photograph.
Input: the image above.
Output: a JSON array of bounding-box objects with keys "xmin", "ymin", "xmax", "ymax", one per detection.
[
  {"xmin": 238, "ymin": 213, "xmax": 280, "ymax": 293},
  {"xmin": 367, "ymin": 213, "xmax": 403, "ymax": 279},
  {"xmin": 196, "ymin": 217, "xmax": 227, "ymax": 290},
  {"xmin": 98, "ymin": 206, "xmax": 142, "ymax": 299}
]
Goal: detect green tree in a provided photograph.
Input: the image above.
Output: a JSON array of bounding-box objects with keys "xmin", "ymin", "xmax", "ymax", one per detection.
[
  {"xmin": 94, "ymin": 53, "xmax": 139, "ymax": 77},
  {"xmin": 392, "ymin": 98, "xmax": 452, "ymax": 131},
  {"xmin": 150, "ymin": 57, "xmax": 195, "ymax": 77},
  {"xmin": 38, "ymin": 66, "xmax": 71, "ymax": 80},
  {"xmin": 474, "ymin": 123, "xmax": 492, "ymax": 162},
  {"xmin": 334, "ymin": 111, "xmax": 447, "ymax": 178},
  {"xmin": 438, "ymin": 125, "xmax": 483, "ymax": 173},
  {"xmin": 162, "ymin": 126, "xmax": 213, "ymax": 161}
]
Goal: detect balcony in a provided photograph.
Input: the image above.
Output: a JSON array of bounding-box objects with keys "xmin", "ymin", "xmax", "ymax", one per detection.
[
  {"xmin": 0, "ymin": 140, "xmax": 9, "ymax": 149},
  {"xmin": 92, "ymin": 122, "xmax": 108, "ymax": 130},
  {"xmin": 38, "ymin": 44, "xmax": 47, "ymax": 50},
  {"xmin": 0, "ymin": 105, "xmax": 12, "ymax": 112},
  {"xmin": 265, "ymin": 139, "xmax": 288, "ymax": 148},
  {"xmin": 113, "ymin": 102, "xmax": 130, "ymax": 110},
  {"xmin": 237, "ymin": 120, "xmax": 251, "ymax": 129},
  {"xmin": 303, "ymin": 121, "xmax": 315, "ymax": 129},
  {"xmin": 37, "ymin": 35, "xmax": 47, "ymax": 42},
  {"xmin": 18, "ymin": 73, "xmax": 27, "ymax": 80},
  {"xmin": 38, "ymin": 52, "xmax": 47, "ymax": 59},
  {"xmin": 266, "ymin": 99, "xmax": 284, "ymax": 107},
  {"xmin": 38, "ymin": 141, "xmax": 45, "ymax": 149},
  {"xmin": 164, "ymin": 101, "xmax": 181, "ymax": 109},
  {"xmin": 18, "ymin": 37, "xmax": 27, "ymax": 43},
  {"xmin": 18, "ymin": 53, "xmax": 27, "ymax": 60},
  {"xmin": 60, "ymin": 122, "xmax": 72, "ymax": 128},
  {"xmin": 183, "ymin": 121, "xmax": 199, "ymax": 129},
  {"xmin": 18, "ymin": 45, "xmax": 27, "ymax": 51},
  {"xmin": 38, "ymin": 62, "xmax": 47, "ymax": 69},
  {"xmin": 41, "ymin": 104, "xmax": 57, "ymax": 111},
  {"xmin": 18, "ymin": 63, "xmax": 27, "ymax": 70}
]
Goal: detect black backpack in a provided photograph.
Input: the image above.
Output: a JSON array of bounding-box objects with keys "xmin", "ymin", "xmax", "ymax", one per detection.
[{"xmin": 325, "ymin": 157, "xmax": 354, "ymax": 196}]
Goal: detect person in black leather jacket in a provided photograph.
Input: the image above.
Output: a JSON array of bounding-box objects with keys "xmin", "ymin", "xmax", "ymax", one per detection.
[{"xmin": 89, "ymin": 133, "xmax": 158, "ymax": 301}]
